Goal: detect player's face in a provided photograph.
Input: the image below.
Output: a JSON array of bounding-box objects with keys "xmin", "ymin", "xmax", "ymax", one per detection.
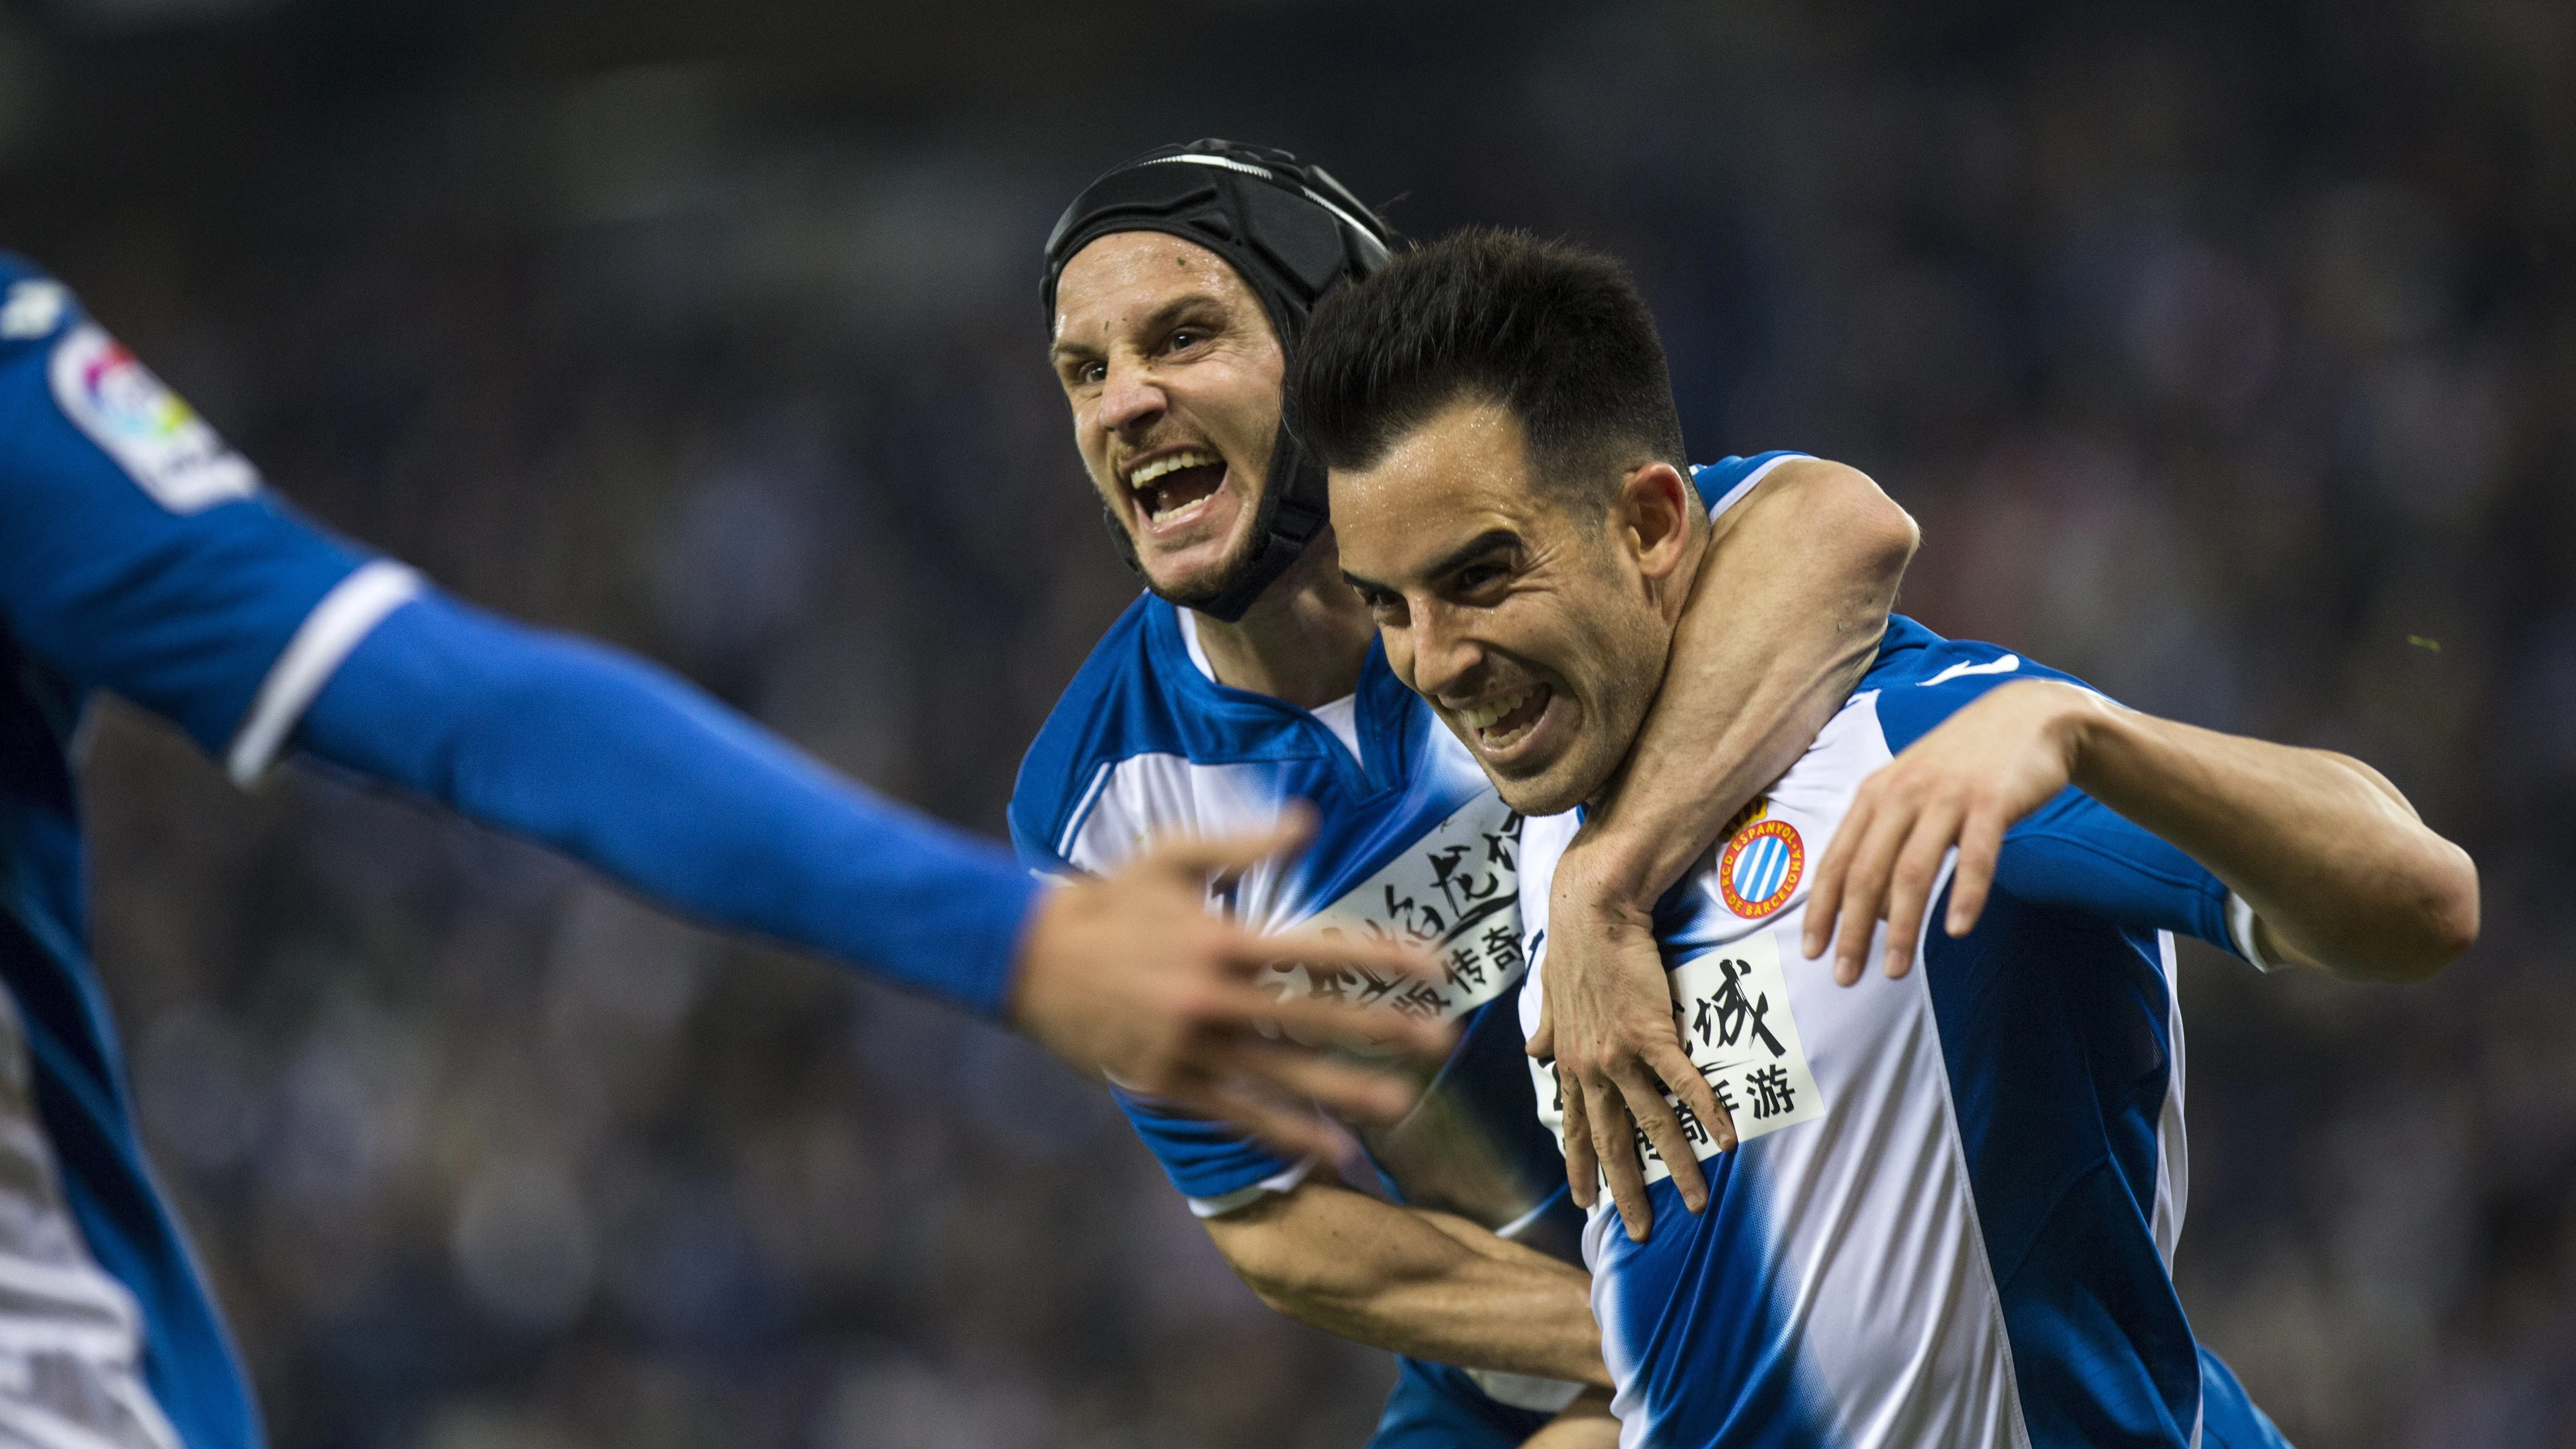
[
  {"xmin": 1333, "ymin": 399, "xmax": 1679, "ymax": 818},
  {"xmin": 1050, "ymin": 233, "xmax": 1286, "ymax": 606}
]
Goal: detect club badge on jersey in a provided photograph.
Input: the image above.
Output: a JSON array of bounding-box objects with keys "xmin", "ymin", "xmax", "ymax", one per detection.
[
  {"xmin": 1525, "ymin": 793, "xmax": 1830, "ymax": 1188},
  {"xmin": 1716, "ymin": 797, "xmax": 1806, "ymax": 918},
  {"xmin": 47, "ymin": 322, "xmax": 259, "ymax": 514}
]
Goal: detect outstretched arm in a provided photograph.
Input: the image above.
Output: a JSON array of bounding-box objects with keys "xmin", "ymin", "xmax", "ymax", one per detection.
[
  {"xmin": 0, "ymin": 256, "xmax": 1442, "ymax": 1157},
  {"xmin": 1803, "ymin": 679, "xmax": 2478, "ymax": 983},
  {"xmin": 1540, "ymin": 458, "xmax": 1915, "ymax": 1236},
  {"xmin": 1201, "ymin": 1170, "xmax": 1610, "ymax": 1388},
  {"xmin": 302, "ymin": 596, "xmax": 1443, "ymax": 1153}
]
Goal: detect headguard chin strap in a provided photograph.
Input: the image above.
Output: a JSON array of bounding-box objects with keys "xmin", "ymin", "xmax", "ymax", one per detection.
[{"xmin": 1043, "ymin": 140, "xmax": 1393, "ymax": 623}]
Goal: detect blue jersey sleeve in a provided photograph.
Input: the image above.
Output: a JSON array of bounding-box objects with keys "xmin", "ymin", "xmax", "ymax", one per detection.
[
  {"xmin": 1110, "ymin": 1084, "xmax": 1304, "ymax": 1203},
  {"xmin": 0, "ymin": 257, "xmax": 370, "ymax": 766},
  {"xmin": 301, "ymin": 591, "xmax": 1044, "ymax": 1016},
  {"xmin": 1690, "ymin": 452, "xmax": 1811, "ymax": 520},
  {"xmin": 1866, "ymin": 621, "xmax": 2239, "ymax": 953}
]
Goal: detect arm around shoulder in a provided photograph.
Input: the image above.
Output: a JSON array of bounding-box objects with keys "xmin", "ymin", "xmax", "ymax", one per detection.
[{"xmin": 2073, "ymin": 706, "xmax": 2479, "ymax": 982}]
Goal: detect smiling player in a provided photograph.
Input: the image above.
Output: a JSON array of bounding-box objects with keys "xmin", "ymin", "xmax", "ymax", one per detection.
[
  {"xmin": 1012, "ymin": 143, "xmax": 1918, "ymax": 1446},
  {"xmin": 1298, "ymin": 226, "xmax": 2477, "ymax": 1449}
]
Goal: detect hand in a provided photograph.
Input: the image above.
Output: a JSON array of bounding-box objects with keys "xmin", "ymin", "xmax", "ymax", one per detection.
[
  {"xmin": 1531, "ymin": 851, "xmax": 1733, "ymax": 1241},
  {"xmin": 1010, "ymin": 811, "xmax": 1452, "ymax": 1158},
  {"xmin": 1802, "ymin": 679, "xmax": 2110, "ymax": 982}
]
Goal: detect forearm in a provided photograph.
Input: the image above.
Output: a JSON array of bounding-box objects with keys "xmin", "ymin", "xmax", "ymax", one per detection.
[
  {"xmin": 297, "ymin": 593, "xmax": 1040, "ymax": 1012},
  {"xmin": 2071, "ymin": 701, "xmax": 2478, "ymax": 980},
  {"xmin": 1571, "ymin": 460, "xmax": 1913, "ymax": 903},
  {"xmin": 1206, "ymin": 1185, "xmax": 1608, "ymax": 1386},
  {"xmin": 1527, "ymin": 1389, "xmax": 1620, "ymax": 1447}
]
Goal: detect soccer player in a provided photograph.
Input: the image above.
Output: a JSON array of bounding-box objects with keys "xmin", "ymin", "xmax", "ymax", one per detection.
[
  {"xmin": 0, "ymin": 253, "xmax": 1445, "ymax": 1449},
  {"xmin": 1298, "ymin": 227, "xmax": 2478, "ymax": 1448},
  {"xmin": 1012, "ymin": 144, "xmax": 1917, "ymax": 1446}
]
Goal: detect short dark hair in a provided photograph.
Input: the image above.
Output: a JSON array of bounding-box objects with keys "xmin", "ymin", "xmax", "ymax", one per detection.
[{"xmin": 1285, "ymin": 227, "xmax": 1689, "ymax": 512}]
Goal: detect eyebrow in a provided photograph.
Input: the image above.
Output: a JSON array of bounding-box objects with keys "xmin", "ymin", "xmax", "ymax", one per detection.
[
  {"xmin": 1343, "ymin": 529, "xmax": 1522, "ymax": 596},
  {"xmin": 1048, "ymin": 292, "xmax": 1236, "ymax": 365}
]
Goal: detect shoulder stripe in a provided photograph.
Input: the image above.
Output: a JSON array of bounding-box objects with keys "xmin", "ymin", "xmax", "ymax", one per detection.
[
  {"xmin": 1055, "ymin": 758, "xmax": 1119, "ymax": 863},
  {"xmin": 226, "ymin": 560, "xmax": 422, "ymax": 787},
  {"xmin": 1921, "ymin": 654, "xmax": 2020, "ymax": 687},
  {"xmin": 1701, "ymin": 451, "xmax": 1810, "ymax": 520}
]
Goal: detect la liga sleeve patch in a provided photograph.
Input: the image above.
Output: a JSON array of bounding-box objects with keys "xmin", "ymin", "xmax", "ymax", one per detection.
[{"xmin": 49, "ymin": 323, "xmax": 259, "ymax": 514}]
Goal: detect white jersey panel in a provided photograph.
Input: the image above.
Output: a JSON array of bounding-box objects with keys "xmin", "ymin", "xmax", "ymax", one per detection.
[{"xmin": 1519, "ymin": 693, "xmax": 2029, "ymax": 1449}]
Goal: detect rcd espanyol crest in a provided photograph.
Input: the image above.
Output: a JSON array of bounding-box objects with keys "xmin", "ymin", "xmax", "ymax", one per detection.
[{"xmin": 1716, "ymin": 797, "xmax": 1803, "ymax": 919}]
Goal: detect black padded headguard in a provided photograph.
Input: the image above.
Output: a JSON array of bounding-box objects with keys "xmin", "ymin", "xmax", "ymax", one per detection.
[{"xmin": 1042, "ymin": 139, "xmax": 1393, "ymax": 622}]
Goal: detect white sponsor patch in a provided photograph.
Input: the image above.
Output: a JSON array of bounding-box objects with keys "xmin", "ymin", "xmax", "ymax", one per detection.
[
  {"xmin": 1, "ymin": 281, "xmax": 67, "ymax": 339},
  {"xmin": 1256, "ymin": 793, "xmax": 1524, "ymax": 1037},
  {"xmin": 1533, "ymin": 929, "xmax": 1825, "ymax": 1186},
  {"xmin": 48, "ymin": 323, "xmax": 259, "ymax": 513}
]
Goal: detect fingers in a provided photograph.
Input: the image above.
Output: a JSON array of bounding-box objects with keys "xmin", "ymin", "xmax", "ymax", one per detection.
[
  {"xmin": 1645, "ymin": 1039, "xmax": 1735, "ymax": 1157},
  {"xmin": 1160, "ymin": 1076, "xmax": 1340, "ymax": 1161},
  {"xmin": 1612, "ymin": 1059, "xmax": 1706, "ymax": 1213},
  {"xmin": 1219, "ymin": 981, "xmax": 1452, "ymax": 1063},
  {"xmin": 1140, "ymin": 805, "xmax": 1317, "ymax": 881},
  {"xmin": 1222, "ymin": 1037, "xmax": 1423, "ymax": 1124},
  {"xmin": 1252, "ymin": 919, "xmax": 1443, "ymax": 987},
  {"xmin": 1877, "ymin": 801, "xmax": 1964, "ymax": 980},
  {"xmin": 1945, "ymin": 806, "xmax": 2008, "ymax": 938},
  {"xmin": 1827, "ymin": 797, "xmax": 1914, "ymax": 984},
  {"xmin": 1803, "ymin": 793, "xmax": 1863, "ymax": 962},
  {"xmin": 1559, "ymin": 1072, "xmax": 1599, "ymax": 1210},
  {"xmin": 1526, "ymin": 996, "xmax": 1554, "ymax": 1062},
  {"xmin": 1585, "ymin": 1081, "xmax": 1654, "ymax": 1241}
]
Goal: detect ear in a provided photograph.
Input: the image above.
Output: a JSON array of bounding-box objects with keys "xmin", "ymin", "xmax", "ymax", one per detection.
[{"xmin": 1620, "ymin": 461, "xmax": 1697, "ymax": 583}]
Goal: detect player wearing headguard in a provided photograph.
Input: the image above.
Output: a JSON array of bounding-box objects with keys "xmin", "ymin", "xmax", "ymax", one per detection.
[
  {"xmin": 0, "ymin": 254, "xmax": 1448, "ymax": 1449},
  {"xmin": 1298, "ymin": 227, "xmax": 2477, "ymax": 1449},
  {"xmin": 1012, "ymin": 144, "xmax": 1918, "ymax": 1446}
]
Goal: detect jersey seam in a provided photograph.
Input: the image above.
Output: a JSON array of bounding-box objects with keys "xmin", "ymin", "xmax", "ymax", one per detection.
[{"xmin": 1913, "ymin": 855, "xmax": 2039, "ymax": 1449}]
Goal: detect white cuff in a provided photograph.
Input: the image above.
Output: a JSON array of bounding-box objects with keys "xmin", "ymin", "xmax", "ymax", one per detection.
[
  {"xmin": 1464, "ymin": 1369, "xmax": 1587, "ymax": 1415},
  {"xmin": 1185, "ymin": 1157, "xmax": 1318, "ymax": 1218},
  {"xmin": 225, "ymin": 560, "xmax": 422, "ymax": 787},
  {"xmin": 2226, "ymin": 892, "xmax": 2281, "ymax": 973}
]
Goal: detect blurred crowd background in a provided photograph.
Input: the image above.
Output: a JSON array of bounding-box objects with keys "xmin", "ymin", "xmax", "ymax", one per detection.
[{"xmin": 3, "ymin": 0, "xmax": 2570, "ymax": 1444}]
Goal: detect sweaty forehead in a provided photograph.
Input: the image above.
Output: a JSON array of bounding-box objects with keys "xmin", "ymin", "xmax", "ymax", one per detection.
[
  {"xmin": 1335, "ymin": 402, "xmax": 1544, "ymax": 577},
  {"xmin": 1052, "ymin": 231, "xmax": 1262, "ymax": 340}
]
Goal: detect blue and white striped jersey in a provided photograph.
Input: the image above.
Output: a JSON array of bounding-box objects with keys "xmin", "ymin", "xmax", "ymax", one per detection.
[
  {"xmin": 1007, "ymin": 454, "xmax": 1807, "ymax": 1421},
  {"xmin": 1516, "ymin": 617, "xmax": 2291, "ymax": 1449}
]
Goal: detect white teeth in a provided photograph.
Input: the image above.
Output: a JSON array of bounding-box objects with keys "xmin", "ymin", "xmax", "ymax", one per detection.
[
  {"xmin": 1129, "ymin": 449, "xmax": 1222, "ymax": 489},
  {"xmin": 1457, "ymin": 687, "xmax": 1533, "ymax": 733}
]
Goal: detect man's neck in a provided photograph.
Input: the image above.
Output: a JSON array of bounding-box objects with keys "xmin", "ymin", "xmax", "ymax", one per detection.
[
  {"xmin": 1187, "ymin": 534, "xmax": 1375, "ymax": 709},
  {"xmin": 1583, "ymin": 525, "xmax": 1718, "ymax": 815}
]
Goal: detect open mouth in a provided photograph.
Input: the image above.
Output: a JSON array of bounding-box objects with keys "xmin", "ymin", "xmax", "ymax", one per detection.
[
  {"xmin": 1128, "ymin": 448, "xmax": 1228, "ymax": 526},
  {"xmin": 1455, "ymin": 683, "xmax": 1553, "ymax": 753}
]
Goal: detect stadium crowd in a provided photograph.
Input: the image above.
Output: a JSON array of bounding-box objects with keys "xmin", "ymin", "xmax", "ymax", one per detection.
[{"xmin": 2, "ymin": 0, "xmax": 2567, "ymax": 1444}]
